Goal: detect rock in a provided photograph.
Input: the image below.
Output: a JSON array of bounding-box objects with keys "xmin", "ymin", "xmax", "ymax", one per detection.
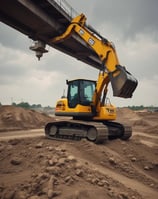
[
  {"xmin": 10, "ymin": 157, "xmax": 22, "ymax": 165},
  {"xmin": 97, "ymin": 181, "xmax": 104, "ymax": 186},
  {"xmin": 123, "ymin": 147, "xmax": 127, "ymax": 151},
  {"xmin": 65, "ymin": 176, "xmax": 72, "ymax": 182},
  {"xmin": 48, "ymin": 157, "xmax": 58, "ymax": 166},
  {"xmin": 102, "ymin": 180, "xmax": 109, "ymax": 186},
  {"xmin": 61, "ymin": 148, "xmax": 66, "ymax": 152},
  {"xmin": 52, "ymin": 191, "xmax": 62, "ymax": 197},
  {"xmin": 37, "ymin": 153, "xmax": 44, "ymax": 159},
  {"xmin": 131, "ymin": 157, "xmax": 137, "ymax": 162},
  {"xmin": 55, "ymin": 146, "xmax": 66, "ymax": 153},
  {"xmin": 57, "ymin": 158, "xmax": 66, "ymax": 166},
  {"xmin": 74, "ymin": 162, "xmax": 82, "ymax": 169},
  {"xmin": 36, "ymin": 172, "xmax": 49, "ymax": 181},
  {"xmin": 46, "ymin": 166, "xmax": 61, "ymax": 176},
  {"xmin": 109, "ymin": 157, "xmax": 117, "ymax": 165},
  {"xmin": 144, "ymin": 166, "xmax": 150, "ymax": 170},
  {"xmin": 91, "ymin": 178, "xmax": 99, "ymax": 184},
  {"xmin": 48, "ymin": 189, "xmax": 54, "ymax": 198},
  {"xmin": 47, "ymin": 146, "xmax": 53, "ymax": 151},
  {"xmin": 31, "ymin": 172, "xmax": 38, "ymax": 178},
  {"xmin": 75, "ymin": 169, "xmax": 84, "ymax": 177},
  {"xmin": 35, "ymin": 142, "xmax": 43, "ymax": 148},
  {"xmin": 117, "ymin": 192, "xmax": 129, "ymax": 199},
  {"xmin": 150, "ymin": 183, "xmax": 154, "ymax": 187},
  {"xmin": 47, "ymin": 175, "xmax": 55, "ymax": 199},
  {"xmin": 67, "ymin": 155, "xmax": 77, "ymax": 162},
  {"xmin": 48, "ymin": 159, "xmax": 54, "ymax": 166}
]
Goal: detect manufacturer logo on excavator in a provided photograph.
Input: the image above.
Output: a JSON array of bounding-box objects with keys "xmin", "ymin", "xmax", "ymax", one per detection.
[
  {"xmin": 79, "ymin": 29, "xmax": 84, "ymax": 35},
  {"xmin": 88, "ymin": 38, "xmax": 95, "ymax": 46},
  {"xmin": 79, "ymin": 29, "xmax": 95, "ymax": 46}
]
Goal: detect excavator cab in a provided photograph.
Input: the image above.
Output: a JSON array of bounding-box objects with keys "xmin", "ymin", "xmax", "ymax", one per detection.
[
  {"xmin": 67, "ymin": 79, "xmax": 96, "ymax": 108},
  {"xmin": 55, "ymin": 79, "xmax": 98, "ymax": 118}
]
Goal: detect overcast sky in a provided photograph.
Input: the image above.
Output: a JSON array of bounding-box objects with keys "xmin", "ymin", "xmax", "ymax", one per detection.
[{"xmin": 0, "ymin": 0, "xmax": 158, "ymax": 107}]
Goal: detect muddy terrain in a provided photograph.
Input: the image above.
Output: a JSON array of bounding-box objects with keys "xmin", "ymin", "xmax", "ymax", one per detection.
[{"xmin": 0, "ymin": 106, "xmax": 158, "ymax": 199}]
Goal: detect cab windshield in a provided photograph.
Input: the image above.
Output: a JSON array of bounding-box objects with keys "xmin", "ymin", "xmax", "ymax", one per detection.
[{"xmin": 67, "ymin": 79, "xmax": 96, "ymax": 108}]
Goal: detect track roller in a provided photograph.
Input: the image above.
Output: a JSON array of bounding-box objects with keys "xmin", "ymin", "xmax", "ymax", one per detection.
[{"xmin": 87, "ymin": 127, "xmax": 97, "ymax": 141}]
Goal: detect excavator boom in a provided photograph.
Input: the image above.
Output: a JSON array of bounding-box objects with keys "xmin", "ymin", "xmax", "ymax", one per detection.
[{"xmin": 51, "ymin": 14, "xmax": 137, "ymax": 100}]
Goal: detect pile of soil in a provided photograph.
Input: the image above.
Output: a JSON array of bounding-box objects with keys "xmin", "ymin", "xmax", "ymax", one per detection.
[
  {"xmin": 0, "ymin": 106, "xmax": 53, "ymax": 132},
  {"xmin": 116, "ymin": 108, "xmax": 140, "ymax": 120},
  {"xmin": 116, "ymin": 108, "xmax": 158, "ymax": 134}
]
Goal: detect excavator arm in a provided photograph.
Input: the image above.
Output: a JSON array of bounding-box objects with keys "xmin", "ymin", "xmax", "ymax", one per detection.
[
  {"xmin": 50, "ymin": 14, "xmax": 137, "ymax": 108},
  {"xmin": 51, "ymin": 14, "xmax": 119, "ymax": 72}
]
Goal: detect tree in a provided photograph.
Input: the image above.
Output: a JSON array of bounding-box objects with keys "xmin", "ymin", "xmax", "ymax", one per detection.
[{"xmin": 17, "ymin": 102, "xmax": 30, "ymax": 109}]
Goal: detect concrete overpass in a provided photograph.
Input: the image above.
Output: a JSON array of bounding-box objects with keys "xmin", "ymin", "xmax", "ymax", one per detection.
[{"xmin": 0, "ymin": 0, "xmax": 103, "ymax": 69}]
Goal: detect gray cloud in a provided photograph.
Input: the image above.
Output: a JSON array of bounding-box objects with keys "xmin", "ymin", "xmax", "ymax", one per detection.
[
  {"xmin": 92, "ymin": 0, "xmax": 158, "ymax": 40},
  {"xmin": 0, "ymin": 23, "xmax": 31, "ymax": 51},
  {"xmin": 69, "ymin": 0, "xmax": 158, "ymax": 41}
]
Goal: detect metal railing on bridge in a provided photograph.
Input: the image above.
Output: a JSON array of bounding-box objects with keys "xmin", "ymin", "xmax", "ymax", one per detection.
[{"xmin": 48, "ymin": 0, "xmax": 79, "ymax": 20}]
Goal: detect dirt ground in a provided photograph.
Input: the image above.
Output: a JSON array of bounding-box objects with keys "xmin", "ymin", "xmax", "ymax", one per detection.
[{"xmin": 0, "ymin": 106, "xmax": 158, "ymax": 199}]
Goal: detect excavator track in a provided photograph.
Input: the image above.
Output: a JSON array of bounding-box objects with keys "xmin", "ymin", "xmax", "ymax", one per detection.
[
  {"xmin": 45, "ymin": 120, "xmax": 132, "ymax": 144},
  {"xmin": 103, "ymin": 121, "xmax": 132, "ymax": 140}
]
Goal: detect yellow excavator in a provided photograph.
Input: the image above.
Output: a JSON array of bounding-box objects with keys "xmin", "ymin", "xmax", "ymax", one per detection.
[{"xmin": 45, "ymin": 14, "xmax": 138, "ymax": 143}]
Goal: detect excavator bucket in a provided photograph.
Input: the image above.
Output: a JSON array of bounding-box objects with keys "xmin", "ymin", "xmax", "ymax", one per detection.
[{"xmin": 110, "ymin": 65, "xmax": 138, "ymax": 98}]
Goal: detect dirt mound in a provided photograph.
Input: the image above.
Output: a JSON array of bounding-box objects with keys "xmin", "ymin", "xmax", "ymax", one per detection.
[
  {"xmin": 1, "ymin": 137, "xmax": 157, "ymax": 199},
  {"xmin": 116, "ymin": 108, "xmax": 140, "ymax": 120},
  {"xmin": 0, "ymin": 105, "xmax": 53, "ymax": 132},
  {"xmin": 116, "ymin": 109, "xmax": 158, "ymax": 133},
  {"xmin": 146, "ymin": 125, "xmax": 158, "ymax": 135},
  {"xmin": 132, "ymin": 119, "xmax": 150, "ymax": 127}
]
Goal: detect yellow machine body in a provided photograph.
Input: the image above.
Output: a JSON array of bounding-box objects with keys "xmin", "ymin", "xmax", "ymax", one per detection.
[{"xmin": 55, "ymin": 97, "xmax": 116, "ymax": 121}]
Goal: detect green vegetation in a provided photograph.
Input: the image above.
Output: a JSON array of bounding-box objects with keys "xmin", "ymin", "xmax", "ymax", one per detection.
[
  {"xmin": 127, "ymin": 105, "xmax": 158, "ymax": 111},
  {"xmin": 11, "ymin": 102, "xmax": 52, "ymax": 109},
  {"xmin": 12, "ymin": 102, "xmax": 42, "ymax": 109},
  {"xmin": 10, "ymin": 102, "xmax": 55, "ymax": 114}
]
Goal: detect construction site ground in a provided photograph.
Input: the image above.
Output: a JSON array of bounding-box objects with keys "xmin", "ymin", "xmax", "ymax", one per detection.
[{"xmin": 0, "ymin": 105, "xmax": 158, "ymax": 199}]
